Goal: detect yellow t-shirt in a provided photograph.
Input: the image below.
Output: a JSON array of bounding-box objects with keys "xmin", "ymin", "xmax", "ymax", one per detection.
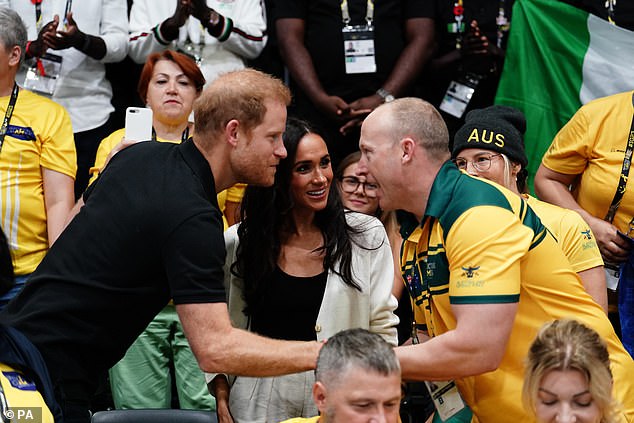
[
  {"xmin": 541, "ymin": 90, "xmax": 634, "ymax": 232},
  {"xmin": 0, "ymin": 363, "xmax": 54, "ymax": 423},
  {"xmin": 90, "ymin": 129, "xmax": 245, "ymax": 230},
  {"xmin": 0, "ymin": 89, "xmax": 76, "ymax": 275},
  {"xmin": 400, "ymin": 164, "xmax": 634, "ymax": 422},
  {"xmin": 524, "ymin": 194, "xmax": 603, "ymax": 273}
]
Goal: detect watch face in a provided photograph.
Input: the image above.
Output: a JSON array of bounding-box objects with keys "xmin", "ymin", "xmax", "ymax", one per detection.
[
  {"xmin": 385, "ymin": 94, "xmax": 395, "ymax": 103},
  {"xmin": 210, "ymin": 10, "xmax": 220, "ymax": 26}
]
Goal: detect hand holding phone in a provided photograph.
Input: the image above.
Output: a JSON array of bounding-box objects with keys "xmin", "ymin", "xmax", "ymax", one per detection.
[{"xmin": 125, "ymin": 107, "xmax": 153, "ymax": 142}]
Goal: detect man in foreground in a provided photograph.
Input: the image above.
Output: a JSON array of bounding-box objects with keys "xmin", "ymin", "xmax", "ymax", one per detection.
[
  {"xmin": 0, "ymin": 68, "xmax": 322, "ymax": 422},
  {"xmin": 281, "ymin": 328, "xmax": 402, "ymax": 423},
  {"xmin": 356, "ymin": 98, "xmax": 634, "ymax": 421}
]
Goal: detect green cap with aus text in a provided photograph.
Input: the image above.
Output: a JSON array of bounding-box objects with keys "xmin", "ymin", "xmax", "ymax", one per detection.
[{"xmin": 451, "ymin": 105, "xmax": 528, "ymax": 167}]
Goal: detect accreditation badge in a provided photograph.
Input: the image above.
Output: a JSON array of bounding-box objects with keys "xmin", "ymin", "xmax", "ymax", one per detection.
[
  {"xmin": 425, "ymin": 380, "xmax": 467, "ymax": 421},
  {"xmin": 439, "ymin": 74, "xmax": 481, "ymax": 118},
  {"xmin": 342, "ymin": 25, "xmax": 376, "ymax": 74},
  {"xmin": 23, "ymin": 53, "xmax": 63, "ymax": 96}
]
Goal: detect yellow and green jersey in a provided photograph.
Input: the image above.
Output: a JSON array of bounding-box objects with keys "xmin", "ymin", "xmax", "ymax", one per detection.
[{"xmin": 400, "ymin": 163, "xmax": 634, "ymax": 422}]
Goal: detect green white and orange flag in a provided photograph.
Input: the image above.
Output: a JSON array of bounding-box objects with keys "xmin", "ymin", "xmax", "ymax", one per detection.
[{"xmin": 495, "ymin": 0, "xmax": 634, "ymax": 190}]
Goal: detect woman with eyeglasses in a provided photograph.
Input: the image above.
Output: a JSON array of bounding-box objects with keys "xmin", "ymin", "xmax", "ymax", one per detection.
[
  {"xmin": 207, "ymin": 118, "xmax": 398, "ymax": 423},
  {"xmin": 335, "ymin": 151, "xmax": 381, "ymax": 216},
  {"xmin": 451, "ymin": 105, "xmax": 608, "ymax": 312}
]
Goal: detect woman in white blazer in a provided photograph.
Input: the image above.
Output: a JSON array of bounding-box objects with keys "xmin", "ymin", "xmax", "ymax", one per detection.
[{"xmin": 207, "ymin": 117, "xmax": 398, "ymax": 423}]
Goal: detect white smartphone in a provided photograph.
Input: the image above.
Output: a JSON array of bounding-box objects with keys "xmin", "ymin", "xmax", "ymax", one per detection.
[{"xmin": 125, "ymin": 107, "xmax": 153, "ymax": 142}]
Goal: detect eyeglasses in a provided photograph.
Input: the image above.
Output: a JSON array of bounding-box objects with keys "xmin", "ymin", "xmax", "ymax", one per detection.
[
  {"xmin": 452, "ymin": 154, "xmax": 502, "ymax": 172},
  {"xmin": 339, "ymin": 176, "xmax": 378, "ymax": 197}
]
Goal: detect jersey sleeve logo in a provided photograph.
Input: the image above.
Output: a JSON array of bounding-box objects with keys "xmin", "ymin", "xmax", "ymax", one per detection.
[
  {"xmin": 461, "ymin": 265, "xmax": 480, "ymax": 278},
  {"xmin": 2, "ymin": 371, "xmax": 37, "ymax": 391},
  {"xmin": 7, "ymin": 125, "xmax": 36, "ymax": 142},
  {"xmin": 581, "ymin": 229, "xmax": 592, "ymax": 240}
]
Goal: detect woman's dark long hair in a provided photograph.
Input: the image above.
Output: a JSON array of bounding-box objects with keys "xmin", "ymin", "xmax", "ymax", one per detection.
[{"xmin": 232, "ymin": 118, "xmax": 361, "ymax": 316}]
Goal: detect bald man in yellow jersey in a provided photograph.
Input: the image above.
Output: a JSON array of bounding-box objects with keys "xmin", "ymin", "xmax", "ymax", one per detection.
[{"xmin": 356, "ymin": 98, "xmax": 634, "ymax": 422}]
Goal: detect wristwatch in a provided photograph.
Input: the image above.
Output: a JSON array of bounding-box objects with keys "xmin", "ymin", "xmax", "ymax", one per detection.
[
  {"xmin": 376, "ymin": 88, "xmax": 395, "ymax": 103},
  {"xmin": 207, "ymin": 9, "xmax": 220, "ymax": 29}
]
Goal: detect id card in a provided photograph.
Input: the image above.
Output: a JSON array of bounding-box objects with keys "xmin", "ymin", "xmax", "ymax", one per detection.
[
  {"xmin": 439, "ymin": 78, "xmax": 478, "ymax": 118},
  {"xmin": 605, "ymin": 262, "xmax": 620, "ymax": 291},
  {"xmin": 342, "ymin": 25, "xmax": 376, "ymax": 74},
  {"xmin": 23, "ymin": 53, "xmax": 63, "ymax": 96},
  {"xmin": 425, "ymin": 380, "xmax": 467, "ymax": 421}
]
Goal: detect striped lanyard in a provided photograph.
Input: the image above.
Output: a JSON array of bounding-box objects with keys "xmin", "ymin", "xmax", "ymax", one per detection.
[
  {"xmin": 606, "ymin": 0, "xmax": 616, "ymax": 25},
  {"xmin": 341, "ymin": 0, "xmax": 374, "ymax": 27},
  {"xmin": 496, "ymin": 0, "xmax": 510, "ymax": 48},
  {"xmin": 453, "ymin": 0, "xmax": 464, "ymax": 49},
  {"xmin": 34, "ymin": 0, "xmax": 72, "ymax": 32}
]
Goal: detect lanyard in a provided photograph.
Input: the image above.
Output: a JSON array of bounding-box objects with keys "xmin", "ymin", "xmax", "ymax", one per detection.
[
  {"xmin": 340, "ymin": 0, "xmax": 374, "ymax": 27},
  {"xmin": 34, "ymin": 0, "xmax": 43, "ymax": 32},
  {"xmin": 496, "ymin": 0, "xmax": 509, "ymax": 48},
  {"xmin": 151, "ymin": 126, "xmax": 190, "ymax": 143},
  {"xmin": 453, "ymin": 0, "xmax": 464, "ymax": 49},
  {"xmin": 403, "ymin": 217, "xmax": 438, "ymax": 339},
  {"xmin": 606, "ymin": 0, "xmax": 616, "ymax": 25},
  {"xmin": 0, "ymin": 376, "xmax": 9, "ymax": 423},
  {"xmin": 0, "ymin": 84, "xmax": 19, "ymax": 156},
  {"xmin": 604, "ymin": 92, "xmax": 634, "ymax": 224},
  {"xmin": 34, "ymin": 0, "xmax": 72, "ymax": 32}
]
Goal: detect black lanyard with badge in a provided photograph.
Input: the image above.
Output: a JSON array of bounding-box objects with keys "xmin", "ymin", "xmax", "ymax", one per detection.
[
  {"xmin": 23, "ymin": 0, "xmax": 70, "ymax": 96},
  {"xmin": 341, "ymin": 0, "xmax": 377, "ymax": 74},
  {"xmin": 603, "ymin": 93, "xmax": 634, "ymax": 290},
  {"xmin": 0, "ymin": 84, "xmax": 19, "ymax": 157},
  {"xmin": 440, "ymin": 0, "xmax": 509, "ymax": 119}
]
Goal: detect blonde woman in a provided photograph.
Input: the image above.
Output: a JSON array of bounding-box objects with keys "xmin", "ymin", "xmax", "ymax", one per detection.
[{"xmin": 523, "ymin": 319, "xmax": 620, "ymax": 423}]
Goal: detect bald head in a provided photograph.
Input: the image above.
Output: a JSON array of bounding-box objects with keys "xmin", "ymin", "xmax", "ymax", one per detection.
[{"xmin": 368, "ymin": 98, "xmax": 450, "ymax": 163}]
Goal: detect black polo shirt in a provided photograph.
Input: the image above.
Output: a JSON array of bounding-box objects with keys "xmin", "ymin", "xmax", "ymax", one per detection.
[{"xmin": 0, "ymin": 139, "xmax": 226, "ymax": 395}]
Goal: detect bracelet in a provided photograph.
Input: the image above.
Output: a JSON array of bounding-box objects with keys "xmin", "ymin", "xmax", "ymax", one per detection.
[{"xmin": 25, "ymin": 41, "xmax": 33, "ymax": 58}]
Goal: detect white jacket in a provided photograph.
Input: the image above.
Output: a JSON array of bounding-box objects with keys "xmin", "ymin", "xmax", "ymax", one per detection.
[
  {"xmin": 128, "ymin": 0, "xmax": 267, "ymax": 85},
  {"xmin": 5, "ymin": 0, "xmax": 129, "ymax": 132},
  {"xmin": 222, "ymin": 212, "xmax": 398, "ymax": 344}
]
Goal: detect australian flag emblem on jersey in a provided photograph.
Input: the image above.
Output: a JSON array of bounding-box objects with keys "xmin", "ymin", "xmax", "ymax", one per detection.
[{"xmin": 7, "ymin": 125, "xmax": 36, "ymax": 142}]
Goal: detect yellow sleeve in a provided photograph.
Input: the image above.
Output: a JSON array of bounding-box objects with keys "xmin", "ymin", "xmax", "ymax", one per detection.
[
  {"xmin": 88, "ymin": 128, "xmax": 126, "ymax": 185},
  {"xmin": 39, "ymin": 102, "xmax": 77, "ymax": 179},
  {"xmin": 557, "ymin": 209, "xmax": 604, "ymax": 273},
  {"xmin": 445, "ymin": 206, "xmax": 533, "ymax": 304},
  {"xmin": 541, "ymin": 106, "xmax": 594, "ymax": 175}
]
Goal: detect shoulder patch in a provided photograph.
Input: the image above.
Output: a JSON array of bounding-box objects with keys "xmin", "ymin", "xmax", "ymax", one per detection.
[
  {"xmin": 2, "ymin": 371, "xmax": 37, "ymax": 391},
  {"xmin": 7, "ymin": 125, "xmax": 36, "ymax": 142}
]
